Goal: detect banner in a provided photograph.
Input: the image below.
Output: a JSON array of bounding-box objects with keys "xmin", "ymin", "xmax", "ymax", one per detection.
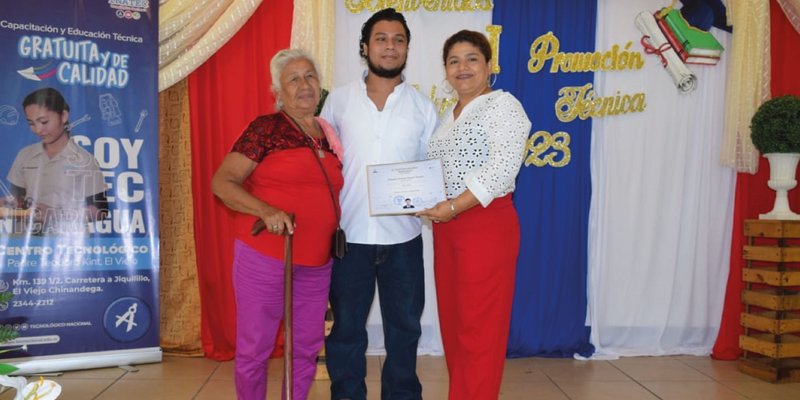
[{"xmin": 0, "ymin": 0, "xmax": 160, "ymax": 373}]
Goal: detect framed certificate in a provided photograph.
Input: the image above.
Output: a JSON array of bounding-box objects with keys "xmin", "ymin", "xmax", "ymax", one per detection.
[{"xmin": 366, "ymin": 159, "xmax": 446, "ymax": 216}]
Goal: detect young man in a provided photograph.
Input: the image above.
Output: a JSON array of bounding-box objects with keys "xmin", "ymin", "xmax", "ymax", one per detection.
[{"xmin": 320, "ymin": 8, "xmax": 438, "ymax": 400}]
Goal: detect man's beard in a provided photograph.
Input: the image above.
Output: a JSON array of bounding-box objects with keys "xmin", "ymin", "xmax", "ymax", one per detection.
[{"xmin": 367, "ymin": 57, "xmax": 405, "ymax": 78}]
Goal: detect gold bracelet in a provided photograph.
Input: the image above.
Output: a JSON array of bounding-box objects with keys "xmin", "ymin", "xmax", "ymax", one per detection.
[{"xmin": 449, "ymin": 200, "xmax": 457, "ymax": 219}]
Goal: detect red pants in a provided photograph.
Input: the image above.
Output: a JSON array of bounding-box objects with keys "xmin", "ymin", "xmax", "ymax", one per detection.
[{"xmin": 433, "ymin": 195, "xmax": 519, "ymax": 400}]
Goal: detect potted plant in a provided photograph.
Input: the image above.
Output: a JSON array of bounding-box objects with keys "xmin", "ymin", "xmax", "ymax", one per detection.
[{"xmin": 751, "ymin": 95, "xmax": 800, "ymax": 220}]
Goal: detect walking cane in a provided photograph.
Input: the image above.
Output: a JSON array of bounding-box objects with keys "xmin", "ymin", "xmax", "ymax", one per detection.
[
  {"xmin": 283, "ymin": 213, "xmax": 295, "ymax": 399},
  {"xmin": 251, "ymin": 213, "xmax": 295, "ymax": 398}
]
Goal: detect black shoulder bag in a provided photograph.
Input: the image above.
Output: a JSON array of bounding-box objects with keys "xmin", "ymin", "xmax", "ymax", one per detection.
[
  {"xmin": 309, "ymin": 148, "xmax": 347, "ymax": 259},
  {"xmin": 287, "ymin": 112, "xmax": 347, "ymax": 259}
]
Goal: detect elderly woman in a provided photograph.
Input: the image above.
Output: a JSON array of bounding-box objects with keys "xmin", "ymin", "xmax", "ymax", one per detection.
[
  {"xmin": 417, "ymin": 30, "xmax": 531, "ymax": 400},
  {"xmin": 211, "ymin": 49, "xmax": 343, "ymax": 400},
  {"xmin": 6, "ymin": 87, "xmax": 108, "ymax": 233}
]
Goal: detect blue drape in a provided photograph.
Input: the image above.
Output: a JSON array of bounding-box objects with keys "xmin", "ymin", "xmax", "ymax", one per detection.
[{"xmin": 494, "ymin": 0, "xmax": 595, "ymax": 358}]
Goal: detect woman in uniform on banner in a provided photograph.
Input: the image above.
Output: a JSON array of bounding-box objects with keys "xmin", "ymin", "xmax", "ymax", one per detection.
[{"xmin": 4, "ymin": 87, "xmax": 108, "ymax": 235}]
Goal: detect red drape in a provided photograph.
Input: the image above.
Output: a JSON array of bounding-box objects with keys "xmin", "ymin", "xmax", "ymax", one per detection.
[
  {"xmin": 188, "ymin": 0, "xmax": 293, "ymax": 361},
  {"xmin": 712, "ymin": 0, "xmax": 800, "ymax": 360}
]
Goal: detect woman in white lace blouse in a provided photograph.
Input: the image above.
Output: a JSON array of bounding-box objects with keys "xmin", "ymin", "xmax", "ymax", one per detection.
[{"xmin": 417, "ymin": 30, "xmax": 531, "ymax": 400}]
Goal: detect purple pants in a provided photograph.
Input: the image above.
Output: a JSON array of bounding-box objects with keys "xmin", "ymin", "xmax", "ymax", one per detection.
[{"xmin": 233, "ymin": 240, "xmax": 332, "ymax": 400}]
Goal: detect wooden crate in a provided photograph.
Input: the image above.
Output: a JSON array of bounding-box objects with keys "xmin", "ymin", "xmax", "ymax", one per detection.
[
  {"xmin": 741, "ymin": 311, "xmax": 800, "ymax": 334},
  {"xmin": 743, "ymin": 267, "xmax": 800, "ymax": 286},
  {"xmin": 739, "ymin": 333, "xmax": 800, "ymax": 358},
  {"xmin": 744, "ymin": 220, "xmax": 800, "ymax": 238},
  {"xmin": 743, "ymin": 246, "xmax": 800, "ymax": 262},
  {"xmin": 739, "ymin": 357, "xmax": 800, "ymax": 383},
  {"xmin": 741, "ymin": 289, "xmax": 800, "ymax": 310},
  {"xmin": 739, "ymin": 220, "xmax": 800, "ymax": 383}
]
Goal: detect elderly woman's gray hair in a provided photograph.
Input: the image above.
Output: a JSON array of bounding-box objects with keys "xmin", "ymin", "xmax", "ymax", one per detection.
[{"xmin": 270, "ymin": 49, "xmax": 321, "ymax": 110}]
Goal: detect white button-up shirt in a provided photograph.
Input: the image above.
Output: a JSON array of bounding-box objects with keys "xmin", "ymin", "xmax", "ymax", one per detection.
[{"xmin": 321, "ymin": 75, "xmax": 438, "ymax": 245}]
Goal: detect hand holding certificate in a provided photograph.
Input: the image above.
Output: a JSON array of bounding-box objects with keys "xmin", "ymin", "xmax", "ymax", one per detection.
[{"xmin": 366, "ymin": 159, "xmax": 446, "ymax": 216}]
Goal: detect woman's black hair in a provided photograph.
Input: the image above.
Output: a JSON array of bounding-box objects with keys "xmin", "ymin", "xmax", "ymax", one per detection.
[
  {"xmin": 22, "ymin": 87, "xmax": 70, "ymax": 114},
  {"xmin": 442, "ymin": 30, "xmax": 492, "ymax": 65}
]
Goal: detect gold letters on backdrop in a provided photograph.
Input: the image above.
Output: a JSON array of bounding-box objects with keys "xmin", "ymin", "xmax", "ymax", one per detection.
[
  {"xmin": 486, "ymin": 25, "xmax": 502, "ymax": 74},
  {"xmin": 346, "ymin": 0, "xmax": 493, "ymax": 13},
  {"xmin": 528, "ymin": 32, "xmax": 644, "ymax": 73},
  {"xmin": 525, "ymin": 131, "xmax": 571, "ymax": 168},
  {"xmin": 556, "ymin": 84, "xmax": 647, "ymax": 122},
  {"xmin": 524, "ymin": 32, "xmax": 647, "ymax": 168}
]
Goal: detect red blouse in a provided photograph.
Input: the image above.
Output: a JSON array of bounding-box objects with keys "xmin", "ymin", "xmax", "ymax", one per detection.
[{"xmin": 231, "ymin": 112, "xmax": 343, "ymax": 266}]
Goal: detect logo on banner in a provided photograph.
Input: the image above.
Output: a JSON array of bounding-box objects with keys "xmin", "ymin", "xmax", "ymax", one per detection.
[
  {"xmin": 108, "ymin": 0, "xmax": 149, "ymax": 19},
  {"xmin": 16, "ymin": 61, "xmax": 57, "ymax": 82},
  {"xmin": 103, "ymin": 297, "xmax": 152, "ymax": 342}
]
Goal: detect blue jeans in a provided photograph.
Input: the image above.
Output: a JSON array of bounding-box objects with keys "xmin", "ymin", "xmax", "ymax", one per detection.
[{"xmin": 326, "ymin": 235, "xmax": 425, "ymax": 400}]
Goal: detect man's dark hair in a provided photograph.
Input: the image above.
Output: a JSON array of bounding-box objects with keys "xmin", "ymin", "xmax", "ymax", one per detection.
[{"xmin": 359, "ymin": 8, "xmax": 411, "ymax": 59}]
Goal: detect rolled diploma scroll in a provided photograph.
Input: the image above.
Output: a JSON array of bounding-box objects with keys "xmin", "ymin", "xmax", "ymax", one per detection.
[{"xmin": 634, "ymin": 11, "xmax": 697, "ymax": 92}]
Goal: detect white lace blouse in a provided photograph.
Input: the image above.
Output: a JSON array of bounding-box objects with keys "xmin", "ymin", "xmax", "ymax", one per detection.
[{"xmin": 426, "ymin": 90, "xmax": 531, "ymax": 207}]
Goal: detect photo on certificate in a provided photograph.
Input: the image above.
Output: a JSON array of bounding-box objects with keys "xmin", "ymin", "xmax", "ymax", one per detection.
[{"xmin": 366, "ymin": 159, "xmax": 447, "ymax": 216}]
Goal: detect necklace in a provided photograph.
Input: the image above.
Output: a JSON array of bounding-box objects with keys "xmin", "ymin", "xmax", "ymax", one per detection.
[
  {"xmin": 306, "ymin": 132, "xmax": 325, "ymax": 159},
  {"xmin": 285, "ymin": 112, "xmax": 325, "ymax": 158}
]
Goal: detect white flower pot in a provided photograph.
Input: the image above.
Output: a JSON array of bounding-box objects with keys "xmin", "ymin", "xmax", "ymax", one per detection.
[{"xmin": 760, "ymin": 153, "xmax": 800, "ymax": 220}]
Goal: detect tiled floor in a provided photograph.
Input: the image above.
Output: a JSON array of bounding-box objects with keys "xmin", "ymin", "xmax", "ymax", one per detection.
[{"xmin": 2, "ymin": 355, "xmax": 799, "ymax": 399}]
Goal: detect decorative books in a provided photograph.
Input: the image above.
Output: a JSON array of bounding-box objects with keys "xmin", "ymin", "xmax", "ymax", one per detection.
[
  {"xmin": 655, "ymin": 15, "xmax": 719, "ymax": 65},
  {"xmin": 660, "ymin": 8, "xmax": 724, "ymax": 58}
]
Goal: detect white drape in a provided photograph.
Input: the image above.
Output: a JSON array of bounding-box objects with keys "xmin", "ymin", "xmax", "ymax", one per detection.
[
  {"xmin": 587, "ymin": 0, "xmax": 736, "ymax": 357},
  {"xmin": 331, "ymin": 4, "xmax": 492, "ymax": 355}
]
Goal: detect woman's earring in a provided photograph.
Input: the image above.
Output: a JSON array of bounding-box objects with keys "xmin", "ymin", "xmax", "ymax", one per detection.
[
  {"xmin": 488, "ymin": 73, "xmax": 497, "ymax": 88},
  {"xmin": 440, "ymin": 79, "xmax": 454, "ymax": 95}
]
